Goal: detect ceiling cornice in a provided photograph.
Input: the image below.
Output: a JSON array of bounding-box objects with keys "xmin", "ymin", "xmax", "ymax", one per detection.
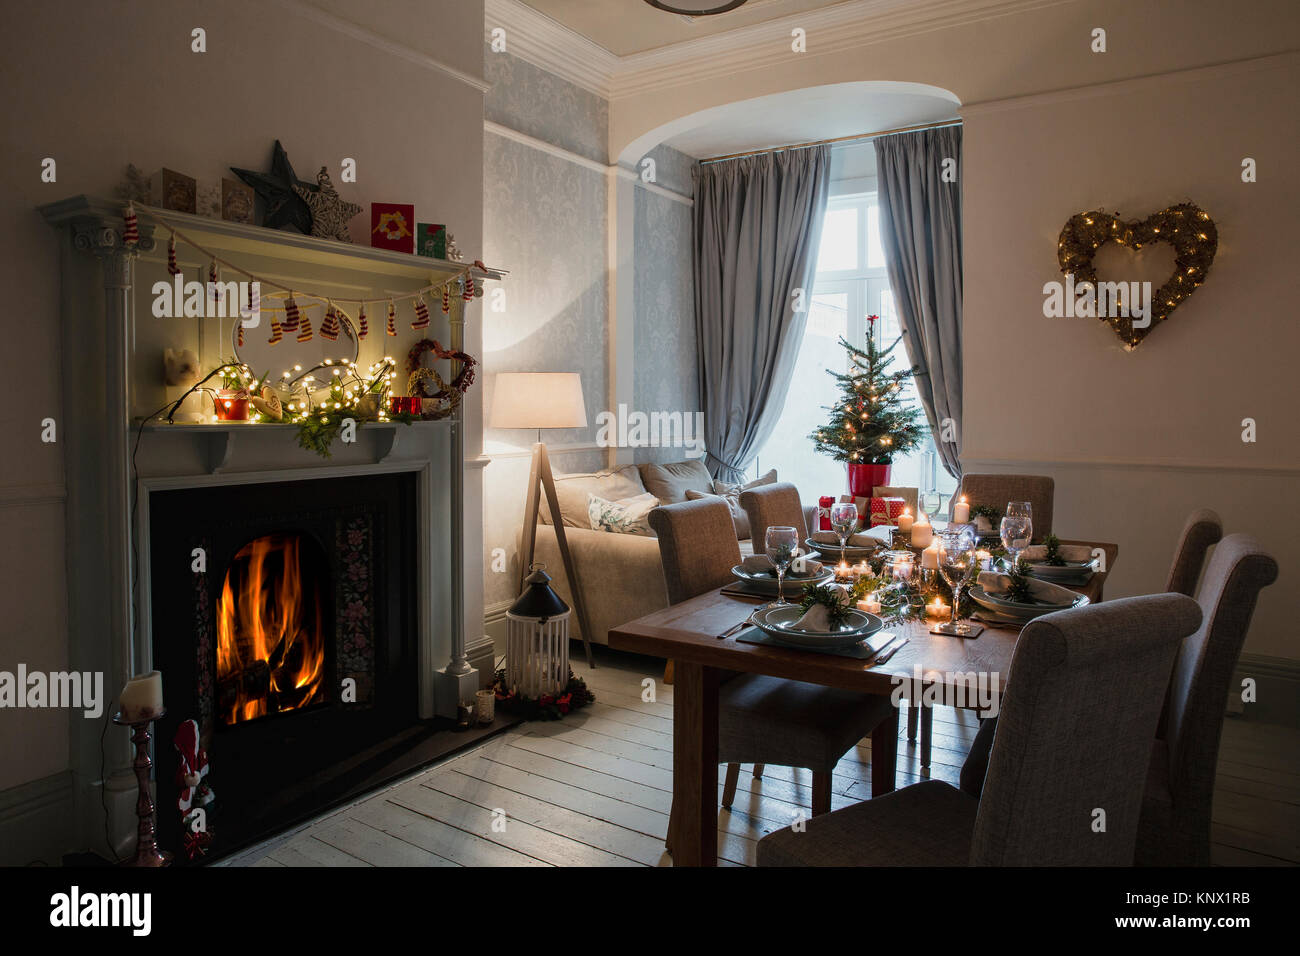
[{"xmin": 486, "ymin": 0, "xmax": 1075, "ymax": 100}]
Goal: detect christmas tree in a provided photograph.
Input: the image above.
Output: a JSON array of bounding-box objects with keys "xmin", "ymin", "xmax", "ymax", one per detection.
[{"xmin": 809, "ymin": 317, "xmax": 926, "ymax": 464}]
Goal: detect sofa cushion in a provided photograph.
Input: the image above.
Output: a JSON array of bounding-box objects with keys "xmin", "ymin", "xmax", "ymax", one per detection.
[
  {"xmin": 638, "ymin": 459, "xmax": 713, "ymax": 504},
  {"xmin": 587, "ymin": 492, "xmax": 659, "ymax": 536},
  {"xmin": 540, "ymin": 465, "xmax": 646, "ymax": 528}
]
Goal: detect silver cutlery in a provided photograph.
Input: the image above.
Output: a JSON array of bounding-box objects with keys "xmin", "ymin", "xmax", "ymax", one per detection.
[
  {"xmin": 717, "ymin": 617, "xmax": 754, "ymax": 639},
  {"xmin": 868, "ymin": 639, "xmax": 908, "ymax": 667}
]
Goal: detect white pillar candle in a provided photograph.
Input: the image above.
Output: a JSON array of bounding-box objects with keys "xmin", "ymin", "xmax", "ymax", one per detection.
[
  {"xmin": 911, "ymin": 512, "xmax": 933, "ymax": 549},
  {"xmin": 858, "ymin": 593, "xmax": 883, "ymax": 615},
  {"xmin": 975, "ymin": 549, "xmax": 993, "ymax": 571},
  {"xmin": 921, "ymin": 541, "xmax": 941, "ymax": 570},
  {"xmin": 119, "ymin": 670, "xmax": 164, "ymax": 721},
  {"xmin": 952, "ymin": 496, "xmax": 970, "ymax": 524},
  {"xmin": 928, "ymin": 597, "xmax": 950, "ymax": 619},
  {"xmin": 897, "ymin": 508, "xmax": 913, "ymax": 533}
]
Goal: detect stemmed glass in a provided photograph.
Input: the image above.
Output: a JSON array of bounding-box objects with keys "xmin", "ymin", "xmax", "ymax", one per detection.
[
  {"xmin": 938, "ymin": 530, "xmax": 976, "ymax": 635},
  {"xmin": 765, "ymin": 526, "xmax": 800, "ymax": 606},
  {"xmin": 1000, "ymin": 501, "xmax": 1032, "ymax": 571},
  {"xmin": 921, "ymin": 491, "xmax": 942, "ymax": 520},
  {"xmin": 829, "ymin": 502, "xmax": 859, "ymax": 558}
]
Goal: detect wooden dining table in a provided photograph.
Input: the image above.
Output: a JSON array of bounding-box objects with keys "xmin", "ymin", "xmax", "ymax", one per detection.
[{"xmin": 607, "ymin": 537, "xmax": 1117, "ymax": 867}]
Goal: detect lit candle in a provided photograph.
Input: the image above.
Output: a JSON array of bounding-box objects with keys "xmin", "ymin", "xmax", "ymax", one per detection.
[
  {"xmin": 854, "ymin": 560, "xmax": 869, "ymax": 578},
  {"xmin": 952, "ymin": 495, "xmax": 970, "ymax": 524},
  {"xmin": 928, "ymin": 597, "xmax": 950, "ymax": 619},
  {"xmin": 119, "ymin": 670, "xmax": 164, "ymax": 722},
  {"xmin": 836, "ymin": 561, "xmax": 851, "ymax": 582},
  {"xmin": 897, "ymin": 508, "xmax": 913, "ymax": 533},
  {"xmin": 859, "ymin": 592, "xmax": 882, "ymax": 615},
  {"xmin": 911, "ymin": 511, "xmax": 933, "ymax": 548},
  {"xmin": 921, "ymin": 540, "xmax": 941, "ymax": 570}
]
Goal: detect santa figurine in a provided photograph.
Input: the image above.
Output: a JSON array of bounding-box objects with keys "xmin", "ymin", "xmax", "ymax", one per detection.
[{"xmin": 174, "ymin": 719, "xmax": 214, "ymax": 818}]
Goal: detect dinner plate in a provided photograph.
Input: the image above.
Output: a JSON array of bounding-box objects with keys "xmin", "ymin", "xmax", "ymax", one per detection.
[
  {"xmin": 730, "ymin": 565, "xmax": 833, "ymax": 594},
  {"xmin": 1025, "ymin": 560, "xmax": 1096, "ymax": 584},
  {"xmin": 805, "ymin": 537, "xmax": 879, "ymax": 562},
  {"xmin": 969, "ymin": 585, "xmax": 1088, "ymax": 621},
  {"xmin": 752, "ymin": 604, "xmax": 883, "ymax": 649}
]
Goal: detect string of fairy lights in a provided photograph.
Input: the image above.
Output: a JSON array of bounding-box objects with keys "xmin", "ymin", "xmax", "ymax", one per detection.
[{"xmin": 124, "ymin": 202, "xmax": 492, "ymax": 423}]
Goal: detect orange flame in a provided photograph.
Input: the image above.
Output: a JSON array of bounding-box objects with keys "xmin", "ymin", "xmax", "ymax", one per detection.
[{"xmin": 216, "ymin": 534, "xmax": 326, "ymax": 724}]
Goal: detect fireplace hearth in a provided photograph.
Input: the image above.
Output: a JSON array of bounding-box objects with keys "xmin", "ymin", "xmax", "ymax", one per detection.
[{"xmin": 148, "ymin": 472, "xmax": 421, "ymax": 859}]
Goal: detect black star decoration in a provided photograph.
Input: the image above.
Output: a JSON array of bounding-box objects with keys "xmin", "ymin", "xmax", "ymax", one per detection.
[{"xmin": 230, "ymin": 140, "xmax": 316, "ymax": 233}]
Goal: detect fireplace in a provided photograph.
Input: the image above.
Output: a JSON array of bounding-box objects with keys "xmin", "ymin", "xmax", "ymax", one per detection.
[{"xmin": 148, "ymin": 472, "xmax": 421, "ymax": 860}]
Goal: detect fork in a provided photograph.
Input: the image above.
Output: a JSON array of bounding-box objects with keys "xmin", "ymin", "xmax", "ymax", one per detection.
[{"xmin": 717, "ymin": 617, "xmax": 754, "ymax": 639}]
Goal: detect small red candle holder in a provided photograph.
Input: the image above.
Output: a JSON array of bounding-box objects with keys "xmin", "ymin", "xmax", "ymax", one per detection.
[{"xmin": 213, "ymin": 389, "xmax": 250, "ymax": 421}]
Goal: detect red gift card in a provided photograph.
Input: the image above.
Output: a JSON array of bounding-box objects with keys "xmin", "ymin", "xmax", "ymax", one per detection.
[{"xmin": 371, "ymin": 203, "xmax": 415, "ymax": 254}]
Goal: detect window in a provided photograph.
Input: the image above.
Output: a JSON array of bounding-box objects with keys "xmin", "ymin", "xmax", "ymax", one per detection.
[{"xmin": 754, "ymin": 193, "xmax": 958, "ymax": 506}]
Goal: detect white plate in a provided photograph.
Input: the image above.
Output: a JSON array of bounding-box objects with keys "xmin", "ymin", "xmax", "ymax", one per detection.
[
  {"xmin": 969, "ymin": 586, "xmax": 1087, "ymax": 621},
  {"xmin": 752, "ymin": 605, "xmax": 883, "ymax": 649},
  {"xmin": 1026, "ymin": 561, "xmax": 1096, "ymax": 583},
  {"xmin": 805, "ymin": 537, "xmax": 879, "ymax": 562}
]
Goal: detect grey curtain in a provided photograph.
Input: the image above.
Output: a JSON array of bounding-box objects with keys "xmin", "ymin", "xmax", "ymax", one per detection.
[
  {"xmin": 692, "ymin": 145, "xmax": 831, "ymax": 483},
  {"xmin": 874, "ymin": 126, "xmax": 963, "ymax": 478}
]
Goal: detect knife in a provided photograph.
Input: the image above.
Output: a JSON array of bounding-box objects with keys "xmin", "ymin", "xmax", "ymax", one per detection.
[{"xmin": 869, "ymin": 638, "xmax": 908, "ymax": 667}]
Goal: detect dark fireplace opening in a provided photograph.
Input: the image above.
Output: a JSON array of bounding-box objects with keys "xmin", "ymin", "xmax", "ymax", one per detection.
[{"xmin": 148, "ymin": 472, "xmax": 427, "ymax": 862}]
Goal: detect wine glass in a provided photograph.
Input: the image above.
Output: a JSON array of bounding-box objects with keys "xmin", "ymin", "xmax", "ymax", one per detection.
[
  {"xmin": 830, "ymin": 502, "xmax": 859, "ymax": 557},
  {"xmin": 1000, "ymin": 511, "xmax": 1032, "ymax": 572},
  {"xmin": 765, "ymin": 526, "xmax": 800, "ymax": 606},
  {"xmin": 938, "ymin": 530, "xmax": 976, "ymax": 635},
  {"xmin": 921, "ymin": 491, "xmax": 942, "ymax": 519}
]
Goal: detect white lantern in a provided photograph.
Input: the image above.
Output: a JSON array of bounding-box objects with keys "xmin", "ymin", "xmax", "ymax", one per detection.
[{"xmin": 505, "ymin": 565, "xmax": 571, "ymax": 699}]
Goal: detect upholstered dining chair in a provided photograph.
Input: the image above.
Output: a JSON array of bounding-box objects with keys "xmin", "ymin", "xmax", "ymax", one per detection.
[
  {"xmin": 738, "ymin": 482, "xmax": 808, "ymax": 552},
  {"xmin": 757, "ymin": 593, "xmax": 1202, "ymax": 866},
  {"xmin": 1137, "ymin": 534, "xmax": 1277, "ymax": 866},
  {"xmin": 1165, "ymin": 508, "xmax": 1224, "ymax": 596},
  {"xmin": 955, "ymin": 474, "xmax": 1055, "ymax": 540},
  {"xmin": 648, "ymin": 498, "xmax": 894, "ymax": 852}
]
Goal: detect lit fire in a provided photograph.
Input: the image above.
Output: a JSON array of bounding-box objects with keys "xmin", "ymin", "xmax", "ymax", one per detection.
[{"xmin": 216, "ymin": 534, "xmax": 326, "ymax": 724}]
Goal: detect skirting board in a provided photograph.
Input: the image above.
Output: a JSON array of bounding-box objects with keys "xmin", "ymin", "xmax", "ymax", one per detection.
[
  {"xmin": 0, "ymin": 770, "xmax": 74, "ymax": 866},
  {"xmin": 467, "ymin": 634, "xmax": 496, "ymax": 689},
  {"xmin": 1233, "ymin": 653, "xmax": 1300, "ymax": 728}
]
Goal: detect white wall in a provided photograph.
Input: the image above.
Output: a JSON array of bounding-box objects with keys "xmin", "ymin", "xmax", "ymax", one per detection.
[
  {"xmin": 0, "ymin": 0, "xmax": 486, "ymax": 795},
  {"xmin": 962, "ymin": 53, "xmax": 1299, "ymax": 659}
]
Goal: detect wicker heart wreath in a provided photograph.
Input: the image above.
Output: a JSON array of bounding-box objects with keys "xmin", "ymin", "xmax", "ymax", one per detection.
[
  {"xmin": 406, "ymin": 338, "xmax": 477, "ymax": 420},
  {"xmin": 1056, "ymin": 202, "xmax": 1217, "ymax": 349}
]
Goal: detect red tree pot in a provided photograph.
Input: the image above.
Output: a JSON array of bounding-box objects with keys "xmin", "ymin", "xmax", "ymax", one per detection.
[{"xmin": 847, "ymin": 462, "xmax": 891, "ymax": 497}]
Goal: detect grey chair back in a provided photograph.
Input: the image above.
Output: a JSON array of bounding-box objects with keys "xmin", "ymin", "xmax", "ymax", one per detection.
[
  {"xmin": 1163, "ymin": 535, "xmax": 1277, "ymax": 830},
  {"xmin": 971, "ymin": 593, "xmax": 1202, "ymax": 866},
  {"xmin": 649, "ymin": 497, "xmax": 742, "ymax": 604},
  {"xmin": 956, "ymin": 474, "xmax": 1054, "ymax": 540},
  {"xmin": 1164, "ymin": 509, "xmax": 1223, "ymax": 596},
  {"xmin": 739, "ymin": 482, "xmax": 808, "ymax": 551}
]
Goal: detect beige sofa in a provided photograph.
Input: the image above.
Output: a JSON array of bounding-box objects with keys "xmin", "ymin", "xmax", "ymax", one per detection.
[{"xmin": 529, "ymin": 460, "xmax": 814, "ymax": 647}]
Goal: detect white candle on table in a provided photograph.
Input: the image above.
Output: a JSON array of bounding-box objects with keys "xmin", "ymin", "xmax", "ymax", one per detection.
[
  {"xmin": 859, "ymin": 593, "xmax": 882, "ymax": 615},
  {"xmin": 119, "ymin": 670, "xmax": 164, "ymax": 721},
  {"xmin": 975, "ymin": 549, "xmax": 992, "ymax": 571},
  {"xmin": 911, "ymin": 512, "xmax": 933, "ymax": 549},
  {"xmin": 952, "ymin": 496, "xmax": 970, "ymax": 524},
  {"xmin": 897, "ymin": 508, "xmax": 913, "ymax": 533},
  {"xmin": 928, "ymin": 597, "xmax": 950, "ymax": 619},
  {"xmin": 921, "ymin": 540, "xmax": 941, "ymax": 570}
]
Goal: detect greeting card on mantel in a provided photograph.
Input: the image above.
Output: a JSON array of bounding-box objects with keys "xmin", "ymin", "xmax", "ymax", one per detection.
[{"xmin": 371, "ymin": 202, "xmax": 415, "ymax": 254}]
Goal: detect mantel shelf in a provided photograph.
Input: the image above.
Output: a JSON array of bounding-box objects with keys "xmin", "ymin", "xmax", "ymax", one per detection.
[
  {"xmin": 39, "ymin": 194, "xmax": 506, "ymax": 282},
  {"xmin": 137, "ymin": 419, "xmax": 452, "ymax": 473}
]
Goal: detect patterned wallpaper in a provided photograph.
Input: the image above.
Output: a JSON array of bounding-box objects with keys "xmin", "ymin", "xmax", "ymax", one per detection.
[{"xmin": 480, "ymin": 51, "xmax": 699, "ymax": 604}]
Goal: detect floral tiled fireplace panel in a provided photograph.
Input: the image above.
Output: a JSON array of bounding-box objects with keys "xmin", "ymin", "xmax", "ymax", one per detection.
[{"xmin": 148, "ymin": 473, "xmax": 418, "ymax": 860}]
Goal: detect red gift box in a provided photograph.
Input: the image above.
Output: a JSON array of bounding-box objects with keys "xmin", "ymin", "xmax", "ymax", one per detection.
[
  {"xmin": 868, "ymin": 496, "xmax": 906, "ymax": 528},
  {"xmin": 371, "ymin": 202, "xmax": 415, "ymax": 254},
  {"xmin": 838, "ymin": 493, "xmax": 870, "ymax": 522},
  {"xmin": 818, "ymin": 495, "xmax": 835, "ymax": 531}
]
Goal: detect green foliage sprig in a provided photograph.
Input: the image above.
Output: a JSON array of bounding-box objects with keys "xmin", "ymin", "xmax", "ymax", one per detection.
[
  {"xmin": 799, "ymin": 583, "xmax": 856, "ymax": 629},
  {"xmin": 1043, "ymin": 533, "xmax": 1066, "ymax": 567},
  {"xmin": 1006, "ymin": 558, "xmax": 1035, "ymax": 603},
  {"xmin": 490, "ymin": 668, "xmax": 594, "ymax": 721}
]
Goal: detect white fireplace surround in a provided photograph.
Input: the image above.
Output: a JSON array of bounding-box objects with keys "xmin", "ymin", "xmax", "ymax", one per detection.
[{"xmin": 40, "ymin": 196, "xmax": 500, "ymax": 857}]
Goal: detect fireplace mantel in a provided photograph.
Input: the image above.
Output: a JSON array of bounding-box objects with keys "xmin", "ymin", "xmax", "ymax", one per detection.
[{"xmin": 40, "ymin": 195, "xmax": 500, "ymax": 858}]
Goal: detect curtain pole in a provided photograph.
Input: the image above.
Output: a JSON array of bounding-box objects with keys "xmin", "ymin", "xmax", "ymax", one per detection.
[{"xmin": 699, "ymin": 118, "xmax": 962, "ymax": 165}]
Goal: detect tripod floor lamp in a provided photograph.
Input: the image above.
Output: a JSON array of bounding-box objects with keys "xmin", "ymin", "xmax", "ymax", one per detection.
[{"xmin": 490, "ymin": 372, "xmax": 596, "ymax": 668}]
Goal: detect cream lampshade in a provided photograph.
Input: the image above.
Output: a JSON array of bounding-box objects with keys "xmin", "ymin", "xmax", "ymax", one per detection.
[{"xmin": 490, "ymin": 372, "xmax": 587, "ymax": 440}]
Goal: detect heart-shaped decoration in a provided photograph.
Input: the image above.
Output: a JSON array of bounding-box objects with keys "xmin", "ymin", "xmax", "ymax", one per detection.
[
  {"xmin": 1057, "ymin": 202, "xmax": 1218, "ymax": 349},
  {"xmin": 251, "ymin": 385, "xmax": 283, "ymax": 421}
]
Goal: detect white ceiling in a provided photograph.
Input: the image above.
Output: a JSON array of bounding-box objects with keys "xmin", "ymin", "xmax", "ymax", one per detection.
[
  {"xmin": 518, "ymin": 0, "xmax": 870, "ymax": 56},
  {"xmin": 656, "ymin": 81, "xmax": 960, "ymax": 159}
]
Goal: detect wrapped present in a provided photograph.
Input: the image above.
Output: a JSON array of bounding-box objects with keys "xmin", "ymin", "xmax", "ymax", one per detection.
[
  {"xmin": 818, "ymin": 496, "xmax": 835, "ymax": 531},
  {"xmin": 869, "ymin": 496, "xmax": 907, "ymax": 528},
  {"xmin": 838, "ymin": 493, "xmax": 870, "ymax": 522}
]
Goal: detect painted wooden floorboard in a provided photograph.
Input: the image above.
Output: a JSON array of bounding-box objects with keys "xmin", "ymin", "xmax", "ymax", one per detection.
[{"xmin": 227, "ymin": 651, "xmax": 1297, "ymax": 866}]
